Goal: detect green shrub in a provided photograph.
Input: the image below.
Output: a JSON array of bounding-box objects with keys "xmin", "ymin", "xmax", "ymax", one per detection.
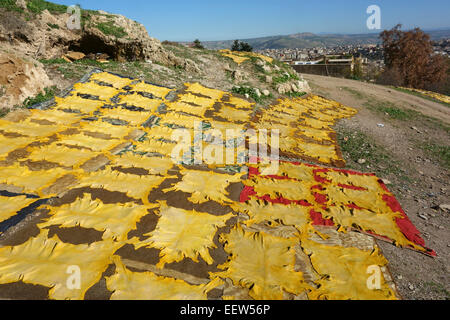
[
  {"xmin": 192, "ymin": 39, "xmax": 204, "ymax": 49},
  {"xmin": 23, "ymin": 86, "xmax": 57, "ymax": 108},
  {"xmin": 95, "ymin": 21, "xmax": 127, "ymax": 38},
  {"xmin": 232, "ymin": 86, "xmax": 268, "ymax": 103},
  {"xmin": 0, "ymin": 0, "xmax": 25, "ymax": 13},
  {"xmin": 47, "ymin": 23, "xmax": 59, "ymax": 29},
  {"xmin": 286, "ymin": 91, "xmax": 307, "ymax": 98},
  {"xmin": 27, "ymin": 0, "xmax": 67, "ymax": 14},
  {"xmin": 39, "ymin": 58, "xmax": 69, "ymax": 65},
  {"xmin": 272, "ymin": 73, "xmax": 291, "ymax": 84},
  {"xmin": 231, "ymin": 40, "xmax": 253, "ymax": 52}
]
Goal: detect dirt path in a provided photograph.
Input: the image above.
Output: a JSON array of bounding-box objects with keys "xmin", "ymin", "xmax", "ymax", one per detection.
[
  {"xmin": 303, "ymin": 74, "xmax": 450, "ymax": 123},
  {"xmin": 302, "ymin": 73, "xmax": 450, "ymax": 300}
]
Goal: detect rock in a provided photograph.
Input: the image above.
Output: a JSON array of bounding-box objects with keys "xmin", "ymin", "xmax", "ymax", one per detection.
[
  {"xmin": 0, "ymin": 9, "xmax": 193, "ymax": 70},
  {"xmin": 85, "ymin": 53, "xmax": 96, "ymax": 60},
  {"xmin": 265, "ymin": 75, "xmax": 273, "ymax": 83},
  {"xmin": 82, "ymin": 14, "xmax": 174, "ymax": 64},
  {"xmin": 232, "ymin": 70, "xmax": 244, "ymax": 82},
  {"xmin": 408, "ymin": 284, "xmax": 415, "ymax": 291},
  {"xmin": 296, "ymin": 80, "xmax": 311, "ymax": 93},
  {"xmin": 65, "ymin": 51, "xmax": 85, "ymax": 61},
  {"xmin": 97, "ymin": 53, "xmax": 110, "ymax": 60},
  {"xmin": 377, "ymin": 123, "xmax": 385, "ymax": 128},
  {"xmin": 411, "ymin": 126, "xmax": 422, "ymax": 134},
  {"xmin": 291, "ymin": 83, "xmax": 299, "ymax": 92},
  {"xmin": 0, "ymin": 52, "xmax": 53, "ymax": 111},
  {"xmin": 254, "ymin": 88, "xmax": 261, "ymax": 98},
  {"xmin": 439, "ymin": 204, "xmax": 450, "ymax": 212},
  {"xmin": 382, "ymin": 179, "xmax": 392, "ymax": 185},
  {"xmin": 276, "ymin": 83, "xmax": 291, "ymax": 95},
  {"xmin": 262, "ymin": 89, "xmax": 270, "ymax": 96},
  {"xmin": 245, "ymin": 94, "xmax": 250, "ymax": 99},
  {"xmin": 418, "ymin": 214, "xmax": 428, "ymax": 221},
  {"xmin": 358, "ymin": 159, "xmax": 366, "ymax": 164},
  {"xmin": 15, "ymin": 0, "xmax": 27, "ymax": 10},
  {"xmin": 397, "ymin": 275, "xmax": 403, "ymax": 280},
  {"xmin": 62, "ymin": 55, "xmax": 72, "ymax": 63},
  {"xmin": 262, "ymin": 65, "xmax": 271, "ymax": 73}
]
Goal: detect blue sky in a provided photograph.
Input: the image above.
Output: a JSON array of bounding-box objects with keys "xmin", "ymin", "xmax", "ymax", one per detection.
[{"xmin": 52, "ymin": 0, "xmax": 450, "ymax": 41}]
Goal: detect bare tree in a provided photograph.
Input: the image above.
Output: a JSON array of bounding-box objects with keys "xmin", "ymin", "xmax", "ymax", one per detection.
[{"xmin": 379, "ymin": 25, "xmax": 447, "ymax": 89}]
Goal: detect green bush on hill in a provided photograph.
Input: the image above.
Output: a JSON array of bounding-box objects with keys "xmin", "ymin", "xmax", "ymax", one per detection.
[
  {"xmin": 231, "ymin": 40, "xmax": 253, "ymax": 52},
  {"xmin": 23, "ymin": 86, "xmax": 57, "ymax": 108},
  {"xmin": 0, "ymin": 0, "xmax": 25, "ymax": 13},
  {"xmin": 26, "ymin": 0, "xmax": 67, "ymax": 14},
  {"xmin": 95, "ymin": 20, "xmax": 127, "ymax": 38}
]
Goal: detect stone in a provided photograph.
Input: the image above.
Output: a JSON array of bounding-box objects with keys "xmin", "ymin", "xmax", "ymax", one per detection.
[
  {"xmin": 62, "ymin": 55, "xmax": 72, "ymax": 63},
  {"xmin": 65, "ymin": 51, "xmax": 86, "ymax": 61},
  {"xmin": 411, "ymin": 126, "xmax": 422, "ymax": 134},
  {"xmin": 0, "ymin": 8, "xmax": 194, "ymax": 70},
  {"xmin": 254, "ymin": 88, "xmax": 261, "ymax": 98},
  {"xmin": 276, "ymin": 83, "xmax": 291, "ymax": 95},
  {"xmin": 439, "ymin": 204, "xmax": 450, "ymax": 212},
  {"xmin": 262, "ymin": 89, "xmax": 270, "ymax": 96},
  {"xmin": 262, "ymin": 65, "xmax": 271, "ymax": 73},
  {"xmin": 296, "ymin": 80, "xmax": 311, "ymax": 93},
  {"xmin": 97, "ymin": 53, "xmax": 110, "ymax": 60},
  {"xmin": 0, "ymin": 52, "xmax": 53, "ymax": 111},
  {"xmin": 232, "ymin": 70, "xmax": 244, "ymax": 82},
  {"xmin": 15, "ymin": 0, "xmax": 27, "ymax": 10},
  {"xmin": 358, "ymin": 159, "xmax": 366, "ymax": 164},
  {"xmin": 418, "ymin": 214, "xmax": 428, "ymax": 221},
  {"xmin": 265, "ymin": 75, "xmax": 273, "ymax": 83}
]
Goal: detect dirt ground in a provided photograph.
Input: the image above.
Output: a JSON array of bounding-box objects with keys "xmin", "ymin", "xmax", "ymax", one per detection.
[{"xmin": 304, "ymin": 74, "xmax": 449, "ymax": 300}]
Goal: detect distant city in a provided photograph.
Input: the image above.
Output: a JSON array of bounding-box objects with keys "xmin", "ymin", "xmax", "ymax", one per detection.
[
  {"xmin": 257, "ymin": 39, "xmax": 450, "ymax": 64},
  {"xmin": 253, "ymin": 39, "xmax": 450, "ymax": 80}
]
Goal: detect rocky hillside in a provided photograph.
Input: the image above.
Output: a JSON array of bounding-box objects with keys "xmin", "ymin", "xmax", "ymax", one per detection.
[
  {"xmin": 0, "ymin": 0, "xmax": 310, "ymax": 113},
  {"xmin": 0, "ymin": 0, "xmax": 190, "ymax": 65}
]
